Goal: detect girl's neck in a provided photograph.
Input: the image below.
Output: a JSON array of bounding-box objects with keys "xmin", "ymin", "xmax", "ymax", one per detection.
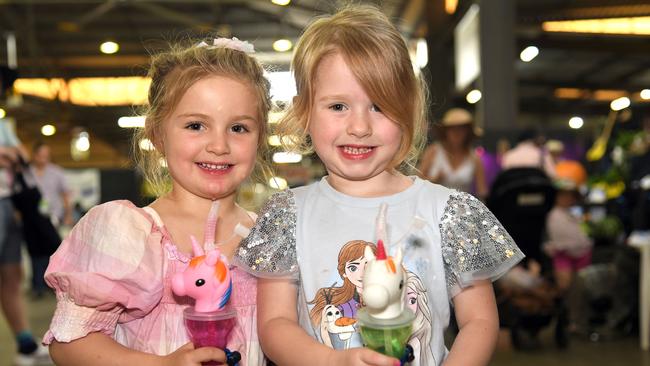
[
  {"xmin": 151, "ymin": 189, "xmax": 248, "ymax": 259},
  {"xmin": 162, "ymin": 189, "xmax": 239, "ymax": 218},
  {"xmin": 326, "ymin": 170, "xmax": 412, "ymax": 198}
]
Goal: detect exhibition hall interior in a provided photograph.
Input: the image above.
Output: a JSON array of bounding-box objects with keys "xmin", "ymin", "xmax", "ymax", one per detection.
[{"xmin": 0, "ymin": 0, "xmax": 649, "ymax": 365}]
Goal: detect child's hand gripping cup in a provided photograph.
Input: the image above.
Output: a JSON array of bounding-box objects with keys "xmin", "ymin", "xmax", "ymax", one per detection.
[
  {"xmin": 357, "ymin": 309, "xmax": 414, "ymax": 362},
  {"xmin": 358, "ymin": 205, "xmax": 415, "ymax": 365},
  {"xmin": 172, "ymin": 202, "xmax": 241, "ymax": 366}
]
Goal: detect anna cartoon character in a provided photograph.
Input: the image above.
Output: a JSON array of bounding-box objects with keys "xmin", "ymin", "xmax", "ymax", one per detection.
[{"xmin": 308, "ymin": 240, "xmax": 377, "ymax": 349}]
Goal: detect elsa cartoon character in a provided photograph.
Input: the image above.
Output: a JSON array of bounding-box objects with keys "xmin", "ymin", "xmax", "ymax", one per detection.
[{"xmin": 405, "ymin": 270, "xmax": 434, "ymax": 366}]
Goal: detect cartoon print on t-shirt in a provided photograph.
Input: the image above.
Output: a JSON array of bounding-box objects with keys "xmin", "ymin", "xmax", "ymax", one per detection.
[
  {"xmin": 309, "ymin": 240, "xmax": 377, "ymax": 349},
  {"xmin": 405, "ymin": 270, "xmax": 434, "ymax": 365},
  {"xmin": 318, "ymin": 287, "xmax": 358, "ymax": 349}
]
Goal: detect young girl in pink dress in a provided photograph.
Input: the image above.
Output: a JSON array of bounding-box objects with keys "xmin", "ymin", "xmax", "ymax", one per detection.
[{"xmin": 42, "ymin": 37, "xmax": 271, "ymax": 366}]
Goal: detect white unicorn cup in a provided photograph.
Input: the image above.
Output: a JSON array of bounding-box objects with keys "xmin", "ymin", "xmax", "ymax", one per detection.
[{"xmin": 356, "ymin": 204, "xmax": 415, "ymax": 364}]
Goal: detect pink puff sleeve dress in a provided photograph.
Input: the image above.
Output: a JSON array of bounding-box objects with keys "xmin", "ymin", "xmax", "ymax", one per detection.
[{"xmin": 43, "ymin": 200, "xmax": 265, "ymax": 366}]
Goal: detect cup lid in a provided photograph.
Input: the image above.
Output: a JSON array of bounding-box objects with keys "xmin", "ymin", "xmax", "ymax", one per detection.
[
  {"xmin": 183, "ymin": 307, "xmax": 237, "ymax": 321},
  {"xmin": 356, "ymin": 308, "xmax": 415, "ymax": 328}
]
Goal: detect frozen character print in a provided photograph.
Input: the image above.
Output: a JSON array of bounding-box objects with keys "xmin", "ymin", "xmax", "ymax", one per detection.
[
  {"xmin": 405, "ymin": 270, "xmax": 434, "ymax": 366},
  {"xmin": 317, "ymin": 285, "xmax": 359, "ymax": 349},
  {"xmin": 308, "ymin": 240, "xmax": 377, "ymax": 349}
]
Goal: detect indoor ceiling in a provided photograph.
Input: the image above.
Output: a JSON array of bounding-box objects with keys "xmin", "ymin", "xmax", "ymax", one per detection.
[{"xmin": 0, "ymin": 0, "xmax": 649, "ymax": 165}]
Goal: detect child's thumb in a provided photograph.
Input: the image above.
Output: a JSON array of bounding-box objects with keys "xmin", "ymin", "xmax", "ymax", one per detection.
[
  {"xmin": 179, "ymin": 342, "xmax": 195, "ymax": 351},
  {"xmin": 360, "ymin": 349, "xmax": 400, "ymax": 366}
]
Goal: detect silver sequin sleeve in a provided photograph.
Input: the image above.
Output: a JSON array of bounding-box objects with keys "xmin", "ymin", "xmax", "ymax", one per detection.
[
  {"xmin": 440, "ymin": 191, "xmax": 525, "ymax": 298},
  {"xmin": 234, "ymin": 190, "xmax": 299, "ymax": 281}
]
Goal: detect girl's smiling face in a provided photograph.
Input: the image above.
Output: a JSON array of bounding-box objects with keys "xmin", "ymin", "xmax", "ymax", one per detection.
[
  {"xmin": 308, "ymin": 52, "xmax": 403, "ymax": 192},
  {"xmin": 160, "ymin": 75, "xmax": 260, "ymax": 201}
]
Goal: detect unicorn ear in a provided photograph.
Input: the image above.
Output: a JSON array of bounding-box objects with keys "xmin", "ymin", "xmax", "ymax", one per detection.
[
  {"xmin": 219, "ymin": 253, "xmax": 230, "ymax": 266},
  {"xmin": 394, "ymin": 246, "xmax": 403, "ymax": 265},
  {"xmin": 190, "ymin": 236, "xmax": 204, "ymax": 257},
  {"xmin": 364, "ymin": 245, "xmax": 375, "ymax": 261},
  {"xmin": 206, "ymin": 250, "xmax": 220, "ymax": 266}
]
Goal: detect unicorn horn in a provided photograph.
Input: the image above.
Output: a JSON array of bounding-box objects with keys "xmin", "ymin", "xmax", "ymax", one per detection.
[
  {"xmin": 375, "ymin": 203, "xmax": 388, "ymax": 245},
  {"xmin": 376, "ymin": 239, "xmax": 387, "ymax": 260},
  {"xmin": 190, "ymin": 235, "xmax": 204, "ymax": 256},
  {"xmin": 204, "ymin": 200, "xmax": 220, "ymax": 246}
]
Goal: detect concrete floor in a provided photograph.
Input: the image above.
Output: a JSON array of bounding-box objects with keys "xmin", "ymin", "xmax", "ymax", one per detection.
[{"xmin": 0, "ymin": 291, "xmax": 55, "ymax": 366}]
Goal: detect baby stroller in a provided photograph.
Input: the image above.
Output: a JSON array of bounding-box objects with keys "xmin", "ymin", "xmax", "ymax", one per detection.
[{"xmin": 487, "ymin": 167, "xmax": 567, "ymax": 349}]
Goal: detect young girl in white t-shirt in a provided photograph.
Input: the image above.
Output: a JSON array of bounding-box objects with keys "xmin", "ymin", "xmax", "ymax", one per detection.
[{"xmin": 236, "ymin": 5, "xmax": 524, "ymax": 366}]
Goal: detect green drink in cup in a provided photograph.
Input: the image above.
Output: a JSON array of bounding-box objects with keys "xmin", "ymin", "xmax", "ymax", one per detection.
[{"xmin": 357, "ymin": 308, "xmax": 415, "ymax": 359}]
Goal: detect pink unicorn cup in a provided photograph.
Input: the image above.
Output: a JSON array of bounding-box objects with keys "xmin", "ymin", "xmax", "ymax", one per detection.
[
  {"xmin": 183, "ymin": 308, "xmax": 237, "ymax": 366},
  {"xmin": 171, "ymin": 207, "xmax": 239, "ymax": 366}
]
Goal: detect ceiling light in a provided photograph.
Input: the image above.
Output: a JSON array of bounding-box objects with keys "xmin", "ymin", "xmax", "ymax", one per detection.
[
  {"xmin": 269, "ymin": 176, "xmax": 288, "ymax": 190},
  {"xmin": 542, "ymin": 16, "xmax": 650, "ymax": 36},
  {"xmin": 268, "ymin": 135, "xmax": 281, "ymax": 146},
  {"xmin": 273, "ymin": 151, "xmax": 302, "ymax": 164},
  {"xmin": 14, "ymin": 77, "xmax": 150, "ymax": 106},
  {"xmin": 641, "ymin": 89, "xmax": 650, "ymax": 100},
  {"xmin": 568, "ymin": 116, "xmax": 584, "ymax": 129},
  {"xmin": 592, "ymin": 90, "xmax": 627, "ymax": 101},
  {"xmin": 610, "ymin": 97, "xmax": 630, "ymax": 111},
  {"xmin": 118, "ymin": 116, "xmax": 146, "ymax": 128},
  {"xmin": 415, "ymin": 39, "xmax": 428, "ymax": 69},
  {"xmin": 554, "ymin": 88, "xmax": 584, "ymax": 99},
  {"xmin": 100, "ymin": 41, "xmax": 119, "ymax": 54},
  {"xmin": 75, "ymin": 132, "xmax": 90, "ymax": 152},
  {"xmin": 445, "ymin": 0, "xmax": 458, "ymax": 14},
  {"xmin": 0, "ymin": 108, "xmax": 5, "ymax": 119},
  {"xmin": 139, "ymin": 138, "xmax": 155, "ymax": 151},
  {"xmin": 271, "ymin": 0, "xmax": 291, "ymax": 5},
  {"xmin": 273, "ymin": 39, "xmax": 293, "ymax": 52},
  {"xmin": 41, "ymin": 124, "xmax": 56, "ymax": 136},
  {"xmin": 520, "ymin": 46, "xmax": 539, "ymax": 62},
  {"xmin": 466, "ymin": 89, "xmax": 482, "ymax": 104},
  {"xmin": 265, "ymin": 71, "xmax": 297, "ymax": 103}
]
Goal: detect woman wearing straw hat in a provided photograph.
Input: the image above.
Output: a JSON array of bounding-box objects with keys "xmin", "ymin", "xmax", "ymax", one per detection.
[{"xmin": 417, "ymin": 108, "xmax": 488, "ymax": 199}]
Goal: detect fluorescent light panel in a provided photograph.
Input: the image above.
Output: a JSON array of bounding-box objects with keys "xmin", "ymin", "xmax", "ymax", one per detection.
[{"xmin": 543, "ymin": 16, "xmax": 650, "ymax": 35}]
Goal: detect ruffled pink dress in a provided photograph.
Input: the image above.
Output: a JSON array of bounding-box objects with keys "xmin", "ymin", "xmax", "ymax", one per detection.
[{"xmin": 43, "ymin": 200, "xmax": 265, "ymax": 366}]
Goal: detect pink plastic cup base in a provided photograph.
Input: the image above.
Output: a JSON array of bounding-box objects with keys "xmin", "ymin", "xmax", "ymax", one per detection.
[{"xmin": 183, "ymin": 308, "xmax": 237, "ymax": 366}]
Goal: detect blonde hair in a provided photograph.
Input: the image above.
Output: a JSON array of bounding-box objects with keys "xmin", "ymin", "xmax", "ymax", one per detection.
[
  {"xmin": 134, "ymin": 40, "xmax": 273, "ymax": 195},
  {"xmin": 278, "ymin": 5, "xmax": 428, "ymax": 173}
]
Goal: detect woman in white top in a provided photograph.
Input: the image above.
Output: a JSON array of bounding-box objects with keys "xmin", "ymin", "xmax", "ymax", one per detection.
[{"xmin": 417, "ymin": 108, "xmax": 488, "ymax": 199}]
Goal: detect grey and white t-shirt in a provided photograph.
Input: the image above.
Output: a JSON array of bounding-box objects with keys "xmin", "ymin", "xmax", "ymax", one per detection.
[{"xmin": 238, "ymin": 176, "xmax": 523, "ymax": 365}]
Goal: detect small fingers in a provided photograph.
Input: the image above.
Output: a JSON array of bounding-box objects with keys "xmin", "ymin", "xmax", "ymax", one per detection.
[
  {"xmin": 360, "ymin": 349, "xmax": 400, "ymax": 366},
  {"xmin": 193, "ymin": 346, "xmax": 227, "ymax": 364}
]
